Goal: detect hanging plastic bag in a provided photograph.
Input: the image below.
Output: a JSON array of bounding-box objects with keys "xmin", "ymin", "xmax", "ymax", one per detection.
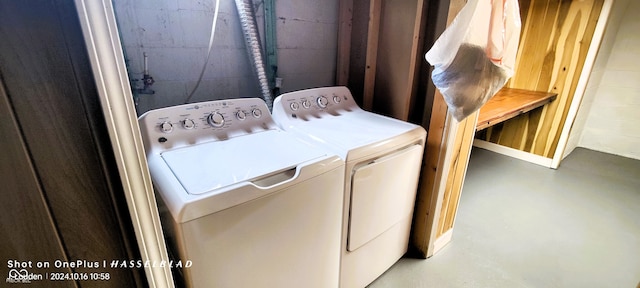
[{"xmin": 425, "ymin": 0, "xmax": 521, "ymax": 122}]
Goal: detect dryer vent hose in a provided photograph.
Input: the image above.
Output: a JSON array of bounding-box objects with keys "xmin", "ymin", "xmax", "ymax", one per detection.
[{"xmin": 234, "ymin": 0, "xmax": 273, "ymax": 110}]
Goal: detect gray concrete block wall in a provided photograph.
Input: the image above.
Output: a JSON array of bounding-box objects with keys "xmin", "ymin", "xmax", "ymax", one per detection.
[
  {"xmin": 577, "ymin": 0, "xmax": 640, "ymax": 160},
  {"xmin": 275, "ymin": 1, "xmax": 338, "ymax": 92},
  {"xmin": 113, "ymin": 0, "xmax": 338, "ymax": 114}
]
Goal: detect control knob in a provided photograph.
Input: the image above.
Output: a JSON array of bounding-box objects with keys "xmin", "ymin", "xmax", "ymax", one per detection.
[
  {"xmin": 182, "ymin": 119, "xmax": 196, "ymax": 130},
  {"xmin": 302, "ymin": 99, "xmax": 311, "ymax": 109},
  {"xmin": 236, "ymin": 110, "xmax": 246, "ymax": 121},
  {"xmin": 207, "ymin": 112, "xmax": 225, "ymax": 128},
  {"xmin": 160, "ymin": 121, "xmax": 173, "ymax": 133},
  {"xmin": 317, "ymin": 96, "xmax": 329, "ymax": 108},
  {"xmin": 252, "ymin": 108, "xmax": 263, "ymax": 118},
  {"xmin": 333, "ymin": 95, "xmax": 342, "ymax": 103}
]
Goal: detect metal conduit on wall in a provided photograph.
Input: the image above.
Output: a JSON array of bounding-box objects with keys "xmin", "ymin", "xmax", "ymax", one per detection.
[
  {"xmin": 234, "ymin": 0, "xmax": 273, "ymax": 110},
  {"xmin": 264, "ymin": 0, "xmax": 279, "ymax": 97}
]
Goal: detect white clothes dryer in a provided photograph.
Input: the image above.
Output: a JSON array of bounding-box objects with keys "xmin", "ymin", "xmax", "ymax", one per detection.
[
  {"xmin": 272, "ymin": 87, "xmax": 427, "ymax": 288},
  {"xmin": 138, "ymin": 98, "xmax": 344, "ymax": 288}
]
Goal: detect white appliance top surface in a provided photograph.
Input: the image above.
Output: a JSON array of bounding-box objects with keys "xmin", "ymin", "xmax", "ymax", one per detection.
[
  {"xmin": 161, "ymin": 130, "xmax": 326, "ymax": 195},
  {"xmin": 272, "ymin": 87, "xmax": 424, "ymax": 159},
  {"xmin": 289, "ymin": 111, "xmax": 417, "ymax": 151}
]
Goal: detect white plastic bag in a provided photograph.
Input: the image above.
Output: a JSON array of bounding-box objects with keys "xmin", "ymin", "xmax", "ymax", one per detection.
[{"xmin": 425, "ymin": 0, "xmax": 521, "ymax": 121}]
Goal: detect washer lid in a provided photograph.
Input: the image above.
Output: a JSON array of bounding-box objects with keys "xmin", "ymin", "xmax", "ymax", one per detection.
[{"xmin": 160, "ymin": 130, "xmax": 326, "ymax": 195}]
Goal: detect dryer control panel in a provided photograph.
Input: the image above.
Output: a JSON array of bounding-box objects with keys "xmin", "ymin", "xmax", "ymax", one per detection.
[
  {"xmin": 138, "ymin": 98, "xmax": 276, "ymax": 154},
  {"xmin": 272, "ymin": 86, "xmax": 360, "ymax": 121}
]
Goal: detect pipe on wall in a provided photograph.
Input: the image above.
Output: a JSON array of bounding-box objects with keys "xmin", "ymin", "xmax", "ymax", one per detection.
[
  {"xmin": 234, "ymin": 0, "xmax": 273, "ymax": 110},
  {"xmin": 264, "ymin": 0, "xmax": 279, "ymax": 96}
]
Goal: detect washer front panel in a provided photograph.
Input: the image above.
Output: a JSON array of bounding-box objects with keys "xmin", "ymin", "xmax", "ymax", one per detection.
[{"xmin": 178, "ymin": 164, "xmax": 344, "ymax": 287}]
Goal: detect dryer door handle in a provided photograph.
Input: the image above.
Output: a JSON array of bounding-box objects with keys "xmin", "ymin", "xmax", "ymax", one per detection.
[{"xmin": 251, "ymin": 167, "xmax": 297, "ymax": 189}]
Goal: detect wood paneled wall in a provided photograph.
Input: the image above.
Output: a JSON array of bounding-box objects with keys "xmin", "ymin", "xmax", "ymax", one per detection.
[
  {"xmin": 372, "ymin": 0, "xmax": 427, "ymax": 120},
  {"xmin": 0, "ymin": 1, "xmax": 145, "ymax": 286},
  {"xmin": 478, "ymin": 0, "xmax": 604, "ymax": 158},
  {"xmin": 0, "ymin": 78, "xmax": 77, "ymax": 288},
  {"xmin": 346, "ymin": 0, "xmax": 428, "ymax": 121}
]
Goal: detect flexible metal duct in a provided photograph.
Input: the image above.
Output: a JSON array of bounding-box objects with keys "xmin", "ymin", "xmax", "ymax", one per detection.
[{"xmin": 234, "ymin": 0, "xmax": 273, "ymax": 110}]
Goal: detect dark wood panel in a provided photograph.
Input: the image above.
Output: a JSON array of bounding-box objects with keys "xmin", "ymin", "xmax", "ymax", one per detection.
[
  {"xmin": 0, "ymin": 76, "xmax": 76, "ymax": 288},
  {"xmin": 373, "ymin": 0, "xmax": 420, "ymax": 120},
  {"xmin": 337, "ymin": 0, "xmax": 354, "ymax": 86},
  {"xmin": 347, "ymin": 0, "xmax": 371, "ymax": 106},
  {"xmin": 0, "ymin": 1, "xmax": 143, "ymax": 287},
  {"xmin": 411, "ymin": 0, "xmax": 450, "ymax": 126}
]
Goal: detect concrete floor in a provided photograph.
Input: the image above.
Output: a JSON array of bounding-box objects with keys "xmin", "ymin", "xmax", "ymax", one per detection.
[{"xmin": 369, "ymin": 147, "xmax": 640, "ymax": 288}]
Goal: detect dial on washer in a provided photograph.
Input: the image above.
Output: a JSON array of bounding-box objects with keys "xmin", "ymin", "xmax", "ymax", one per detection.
[
  {"xmin": 317, "ymin": 96, "xmax": 329, "ymax": 108},
  {"xmin": 207, "ymin": 112, "xmax": 225, "ymax": 127},
  {"xmin": 160, "ymin": 121, "xmax": 173, "ymax": 133},
  {"xmin": 183, "ymin": 119, "xmax": 196, "ymax": 129},
  {"xmin": 252, "ymin": 108, "xmax": 263, "ymax": 118},
  {"xmin": 236, "ymin": 110, "xmax": 246, "ymax": 121},
  {"xmin": 302, "ymin": 99, "xmax": 311, "ymax": 109}
]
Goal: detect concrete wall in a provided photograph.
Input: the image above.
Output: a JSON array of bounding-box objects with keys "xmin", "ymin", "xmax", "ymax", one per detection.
[
  {"xmin": 565, "ymin": 0, "xmax": 628, "ymax": 158},
  {"xmin": 567, "ymin": 0, "xmax": 640, "ymax": 160},
  {"xmin": 114, "ymin": 0, "xmax": 338, "ymax": 114}
]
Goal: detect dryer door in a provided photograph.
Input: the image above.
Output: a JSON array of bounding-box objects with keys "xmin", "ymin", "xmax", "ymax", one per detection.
[{"xmin": 347, "ymin": 144, "xmax": 423, "ymax": 251}]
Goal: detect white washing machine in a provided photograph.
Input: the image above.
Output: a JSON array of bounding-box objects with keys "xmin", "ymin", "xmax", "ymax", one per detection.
[
  {"xmin": 272, "ymin": 86, "xmax": 427, "ymax": 288},
  {"xmin": 138, "ymin": 98, "xmax": 345, "ymax": 288}
]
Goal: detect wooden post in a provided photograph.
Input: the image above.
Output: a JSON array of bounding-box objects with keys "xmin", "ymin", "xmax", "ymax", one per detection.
[
  {"xmin": 411, "ymin": 0, "xmax": 476, "ymax": 258},
  {"xmin": 363, "ymin": 0, "xmax": 381, "ymax": 110}
]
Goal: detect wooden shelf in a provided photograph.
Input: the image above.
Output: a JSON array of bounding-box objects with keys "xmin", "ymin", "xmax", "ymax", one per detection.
[{"xmin": 476, "ymin": 88, "xmax": 557, "ymax": 131}]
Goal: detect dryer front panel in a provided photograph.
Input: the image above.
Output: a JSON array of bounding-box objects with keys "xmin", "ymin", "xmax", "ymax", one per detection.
[{"xmin": 347, "ymin": 144, "xmax": 423, "ymax": 251}]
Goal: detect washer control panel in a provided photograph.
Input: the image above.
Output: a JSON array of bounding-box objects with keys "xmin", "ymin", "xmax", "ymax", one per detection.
[
  {"xmin": 138, "ymin": 98, "xmax": 275, "ymax": 154},
  {"xmin": 272, "ymin": 86, "xmax": 360, "ymax": 121}
]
